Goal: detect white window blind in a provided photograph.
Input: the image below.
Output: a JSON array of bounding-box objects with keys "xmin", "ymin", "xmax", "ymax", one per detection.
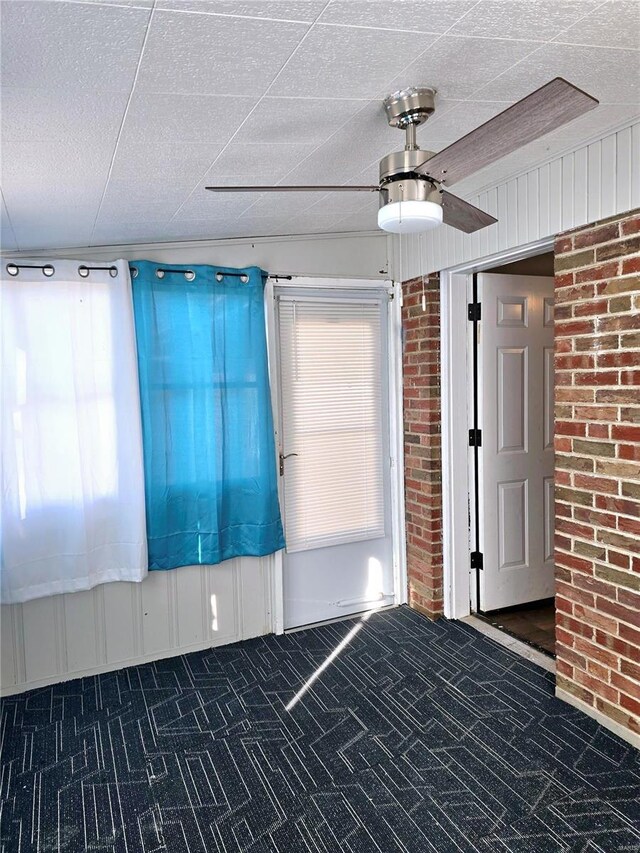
[{"xmin": 278, "ymin": 297, "xmax": 385, "ymax": 552}]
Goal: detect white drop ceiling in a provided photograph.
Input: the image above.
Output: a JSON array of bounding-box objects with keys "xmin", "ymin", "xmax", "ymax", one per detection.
[{"xmin": 1, "ymin": 0, "xmax": 638, "ymax": 251}]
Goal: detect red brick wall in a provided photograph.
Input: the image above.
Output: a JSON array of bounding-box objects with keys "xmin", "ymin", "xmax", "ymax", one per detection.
[
  {"xmin": 554, "ymin": 208, "xmax": 640, "ymax": 737},
  {"xmin": 402, "ymin": 274, "xmax": 443, "ymax": 619}
]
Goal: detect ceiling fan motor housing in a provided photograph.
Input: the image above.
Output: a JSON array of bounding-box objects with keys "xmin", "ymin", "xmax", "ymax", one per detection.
[
  {"xmin": 379, "ymin": 176, "xmax": 441, "ymax": 209},
  {"xmin": 379, "ymin": 147, "xmax": 436, "ymax": 182}
]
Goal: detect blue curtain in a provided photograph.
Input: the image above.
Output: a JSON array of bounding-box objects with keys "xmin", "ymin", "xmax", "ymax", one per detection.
[{"xmin": 131, "ymin": 261, "xmax": 285, "ymax": 570}]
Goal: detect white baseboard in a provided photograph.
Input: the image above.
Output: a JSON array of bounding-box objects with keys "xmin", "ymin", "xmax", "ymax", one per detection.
[{"xmin": 556, "ymin": 687, "xmax": 640, "ymax": 751}]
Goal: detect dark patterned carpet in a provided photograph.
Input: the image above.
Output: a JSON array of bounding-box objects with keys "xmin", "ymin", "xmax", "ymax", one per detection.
[{"xmin": 1, "ymin": 606, "xmax": 639, "ymax": 853}]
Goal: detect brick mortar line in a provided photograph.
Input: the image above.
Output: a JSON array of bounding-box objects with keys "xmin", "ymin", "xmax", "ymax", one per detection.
[
  {"xmin": 556, "ymin": 235, "xmax": 640, "ymax": 254},
  {"xmin": 556, "ymin": 539, "xmax": 639, "ymax": 558},
  {"xmin": 556, "ymin": 509, "xmax": 640, "ymax": 523},
  {"xmin": 554, "ymin": 293, "xmax": 640, "ymax": 304},
  {"xmin": 555, "ymin": 626, "xmax": 640, "ymax": 662},
  {"xmin": 557, "ymin": 531, "xmax": 640, "ymax": 550},
  {"xmin": 555, "ymin": 417, "xmax": 640, "ymax": 424}
]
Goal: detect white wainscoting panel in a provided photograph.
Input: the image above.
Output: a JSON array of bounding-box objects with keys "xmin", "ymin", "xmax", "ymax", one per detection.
[
  {"xmin": 390, "ymin": 120, "xmax": 640, "ymax": 279},
  {"xmin": 1, "ymin": 557, "xmax": 273, "ymax": 696}
]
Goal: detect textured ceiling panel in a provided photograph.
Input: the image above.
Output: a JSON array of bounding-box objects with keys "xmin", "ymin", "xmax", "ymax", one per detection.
[
  {"xmin": 317, "ymin": 0, "xmax": 478, "ymax": 34},
  {"xmin": 475, "ymin": 42, "xmax": 640, "ymax": 105},
  {"xmin": 268, "ymin": 25, "xmax": 438, "ymax": 99},
  {"xmin": 118, "ymin": 91, "xmax": 259, "ymax": 144},
  {"xmin": 449, "ymin": 0, "xmax": 603, "ymax": 41},
  {"xmin": 156, "ymin": 1, "xmax": 327, "ymax": 21},
  {"xmin": 0, "ymin": 196, "xmax": 18, "ymax": 253},
  {"xmin": 553, "ymin": 0, "xmax": 640, "ymax": 50},
  {"xmin": 134, "ymin": 11, "xmax": 307, "ymax": 95},
  {"xmin": 384, "ymin": 35, "xmax": 539, "ymax": 100},
  {"xmin": 1, "ymin": 87, "xmax": 130, "ymax": 143},
  {"xmin": 203, "ymin": 142, "xmax": 319, "ymax": 179},
  {"xmin": 239, "ymin": 97, "xmax": 367, "ymax": 145},
  {"xmin": 0, "ymin": 1, "xmax": 150, "ymax": 93},
  {"xmin": 1, "ymin": 0, "xmax": 638, "ymax": 251}
]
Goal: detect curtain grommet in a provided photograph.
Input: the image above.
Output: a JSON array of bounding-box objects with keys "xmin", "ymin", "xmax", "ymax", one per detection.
[
  {"xmin": 6, "ymin": 263, "xmax": 19, "ymax": 276},
  {"xmin": 109, "ymin": 266, "xmax": 118, "ymax": 278},
  {"xmin": 43, "ymin": 264, "xmax": 55, "ymax": 277},
  {"xmin": 240, "ymin": 274, "xmax": 249, "ymax": 283},
  {"xmin": 215, "ymin": 272, "xmax": 223, "ymax": 282},
  {"xmin": 184, "ymin": 270, "xmax": 195, "ymax": 281},
  {"xmin": 131, "ymin": 267, "xmax": 138, "ymax": 278},
  {"xmin": 78, "ymin": 265, "xmax": 90, "ymax": 278},
  {"xmin": 156, "ymin": 269, "xmax": 165, "ymax": 279}
]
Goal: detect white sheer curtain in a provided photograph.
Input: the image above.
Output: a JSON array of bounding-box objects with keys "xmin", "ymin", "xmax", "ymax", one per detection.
[{"xmin": 1, "ymin": 258, "xmax": 147, "ymax": 603}]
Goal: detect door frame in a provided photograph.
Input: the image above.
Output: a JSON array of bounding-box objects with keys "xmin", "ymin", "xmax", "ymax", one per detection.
[
  {"xmin": 264, "ymin": 276, "xmax": 407, "ymax": 634},
  {"xmin": 440, "ymin": 237, "xmax": 555, "ymax": 619}
]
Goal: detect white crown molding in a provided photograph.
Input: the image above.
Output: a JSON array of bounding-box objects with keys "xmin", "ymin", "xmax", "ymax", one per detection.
[{"xmin": 1, "ymin": 229, "xmax": 384, "ymax": 260}]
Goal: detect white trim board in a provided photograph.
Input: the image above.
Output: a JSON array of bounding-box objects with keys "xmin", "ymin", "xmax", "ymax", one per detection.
[
  {"xmin": 2, "ymin": 231, "xmax": 389, "ymax": 281},
  {"xmin": 440, "ymin": 239, "xmax": 555, "ymax": 620},
  {"xmin": 462, "ymin": 616, "xmax": 555, "ymax": 674}
]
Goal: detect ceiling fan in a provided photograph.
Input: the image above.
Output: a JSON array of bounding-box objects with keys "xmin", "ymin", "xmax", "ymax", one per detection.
[{"xmin": 206, "ymin": 78, "xmax": 598, "ymax": 235}]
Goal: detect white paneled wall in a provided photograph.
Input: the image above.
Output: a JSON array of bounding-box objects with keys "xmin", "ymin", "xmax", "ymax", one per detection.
[
  {"xmin": 1, "ymin": 558, "xmax": 273, "ymax": 695},
  {"xmin": 389, "ymin": 121, "xmax": 640, "ymax": 279}
]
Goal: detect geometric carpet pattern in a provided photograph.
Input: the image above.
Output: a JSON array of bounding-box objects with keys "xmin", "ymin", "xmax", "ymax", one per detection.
[{"xmin": 1, "ymin": 606, "xmax": 639, "ymax": 853}]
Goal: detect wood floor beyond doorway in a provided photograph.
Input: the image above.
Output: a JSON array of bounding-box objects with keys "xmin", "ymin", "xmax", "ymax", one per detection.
[{"xmin": 478, "ymin": 599, "xmax": 556, "ymax": 656}]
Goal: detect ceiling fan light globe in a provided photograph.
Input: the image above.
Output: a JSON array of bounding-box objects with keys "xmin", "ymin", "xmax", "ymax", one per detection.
[{"xmin": 377, "ymin": 200, "xmax": 443, "ymax": 234}]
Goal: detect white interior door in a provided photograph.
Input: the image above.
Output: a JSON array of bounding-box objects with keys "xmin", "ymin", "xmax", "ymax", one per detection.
[
  {"xmin": 276, "ymin": 288, "xmax": 394, "ymax": 630},
  {"xmin": 478, "ymin": 273, "xmax": 555, "ymax": 611}
]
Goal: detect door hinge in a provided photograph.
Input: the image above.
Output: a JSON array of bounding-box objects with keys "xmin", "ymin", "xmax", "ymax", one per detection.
[
  {"xmin": 470, "ymin": 551, "xmax": 483, "ymax": 570},
  {"xmin": 468, "ymin": 302, "xmax": 481, "ymax": 321},
  {"xmin": 468, "ymin": 428, "xmax": 482, "ymax": 447}
]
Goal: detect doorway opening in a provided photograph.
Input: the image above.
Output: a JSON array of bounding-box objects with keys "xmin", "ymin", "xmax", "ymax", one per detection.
[
  {"xmin": 469, "ymin": 251, "xmax": 556, "ymax": 656},
  {"xmin": 440, "ymin": 238, "xmax": 557, "ymax": 665}
]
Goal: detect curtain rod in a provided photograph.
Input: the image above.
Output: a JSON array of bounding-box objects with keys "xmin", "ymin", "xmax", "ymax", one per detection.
[
  {"xmin": 131, "ymin": 266, "xmax": 293, "ymax": 282},
  {"xmin": 5, "ymin": 262, "xmax": 118, "ymax": 278},
  {"xmin": 5, "ymin": 262, "xmax": 293, "ymax": 283}
]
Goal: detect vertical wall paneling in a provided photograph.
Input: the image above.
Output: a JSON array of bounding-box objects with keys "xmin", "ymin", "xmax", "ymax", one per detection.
[
  {"xmin": 141, "ymin": 571, "xmax": 173, "ymax": 656},
  {"xmin": 486, "ymin": 188, "xmax": 499, "ymax": 256},
  {"xmin": 548, "ymin": 159, "xmax": 563, "ymax": 236},
  {"xmin": 497, "ymin": 183, "xmax": 509, "ymax": 252},
  {"xmin": 0, "ymin": 607, "xmax": 17, "ymax": 688},
  {"xmin": 526, "ymin": 171, "xmax": 539, "ymax": 243},
  {"xmin": 631, "ymin": 124, "xmax": 640, "ymax": 208},
  {"xmin": 175, "ymin": 566, "xmax": 206, "ymax": 649},
  {"xmin": 62, "ymin": 589, "xmax": 100, "ymax": 674},
  {"xmin": 615, "ymin": 129, "xmax": 631, "ymax": 213},
  {"xmin": 207, "ymin": 561, "xmax": 238, "ymax": 642},
  {"xmin": 587, "ymin": 140, "xmax": 602, "ymax": 224},
  {"xmin": 390, "ymin": 121, "xmax": 639, "ymax": 279},
  {"xmin": 20, "ymin": 598, "xmax": 60, "ymax": 684},
  {"xmin": 1, "ymin": 556, "xmax": 273, "ymax": 695},
  {"xmin": 600, "ymin": 133, "xmax": 617, "ymax": 218},
  {"xmin": 103, "ymin": 582, "xmax": 138, "ymax": 664},
  {"xmin": 574, "ymin": 147, "xmax": 588, "ymax": 225},
  {"xmin": 507, "ymin": 179, "xmax": 519, "ymax": 247},
  {"xmin": 561, "ymin": 153, "xmax": 574, "ymax": 230},
  {"xmin": 538, "ymin": 163, "xmax": 550, "ymax": 239},
  {"xmin": 516, "ymin": 175, "xmax": 529, "ymax": 245}
]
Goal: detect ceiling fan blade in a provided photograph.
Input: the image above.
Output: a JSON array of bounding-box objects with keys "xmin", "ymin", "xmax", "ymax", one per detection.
[
  {"xmin": 441, "ymin": 191, "xmax": 497, "ymax": 233},
  {"xmin": 205, "ymin": 185, "xmax": 379, "ymax": 192},
  {"xmin": 416, "ymin": 77, "xmax": 599, "ymax": 186}
]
